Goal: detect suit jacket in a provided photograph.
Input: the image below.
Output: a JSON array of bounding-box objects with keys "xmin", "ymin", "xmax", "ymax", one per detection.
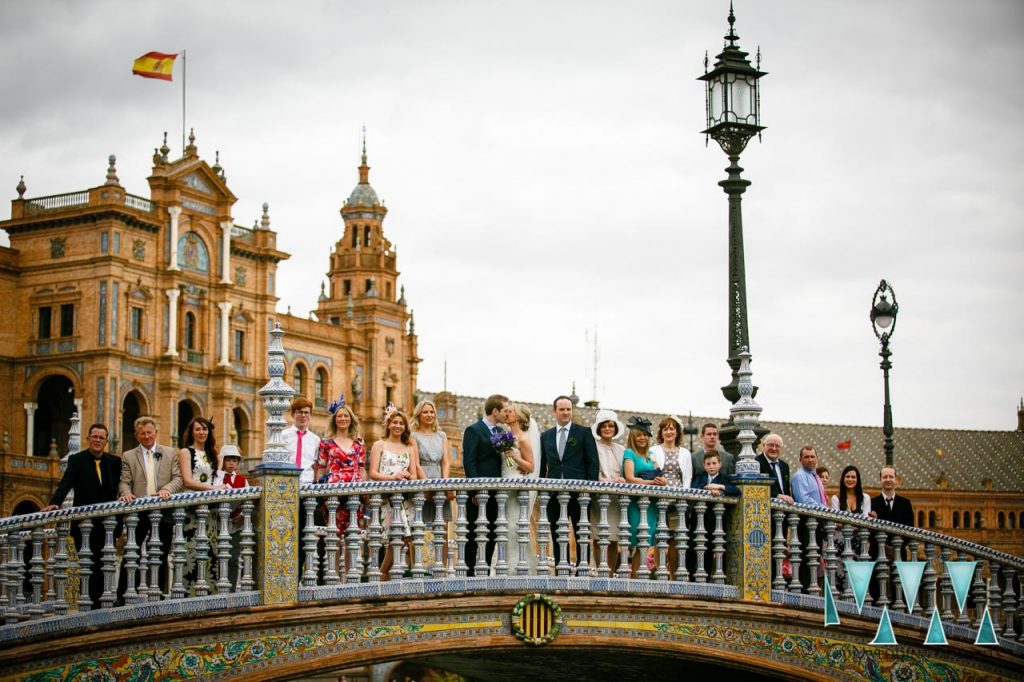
[
  {"xmin": 691, "ymin": 447, "xmax": 736, "ymax": 477},
  {"xmin": 691, "ymin": 471, "xmax": 740, "ymax": 496},
  {"xmin": 756, "ymin": 453, "xmax": 791, "ymax": 499},
  {"xmin": 49, "ymin": 450, "xmax": 121, "ymax": 507},
  {"xmin": 119, "ymin": 443, "xmax": 182, "ymax": 498},
  {"xmin": 539, "ymin": 422, "xmax": 599, "ymax": 481},
  {"xmin": 462, "ymin": 419, "xmax": 503, "ymax": 478},
  {"xmin": 871, "ymin": 493, "xmax": 914, "ymax": 527}
]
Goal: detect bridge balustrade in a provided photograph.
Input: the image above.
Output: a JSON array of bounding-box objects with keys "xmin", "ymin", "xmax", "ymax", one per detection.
[{"xmin": 772, "ymin": 501, "xmax": 1024, "ymax": 642}]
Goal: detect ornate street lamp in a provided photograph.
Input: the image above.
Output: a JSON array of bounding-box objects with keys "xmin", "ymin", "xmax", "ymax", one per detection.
[
  {"xmin": 870, "ymin": 279, "xmax": 899, "ymax": 467},
  {"xmin": 699, "ymin": 5, "xmax": 766, "ymax": 405}
]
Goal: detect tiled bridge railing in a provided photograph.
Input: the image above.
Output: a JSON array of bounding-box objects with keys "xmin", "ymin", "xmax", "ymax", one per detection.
[{"xmin": 1, "ymin": 478, "xmax": 1022, "ymax": 652}]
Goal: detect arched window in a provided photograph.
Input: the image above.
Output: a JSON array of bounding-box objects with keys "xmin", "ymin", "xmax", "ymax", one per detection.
[
  {"xmin": 315, "ymin": 368, "xmax": 327, "ymax": 403},
  {"xmin": 917, "ymin": 511, "xmax": 925, "ymax": 527},
  {"xmin": 293, "ymin": 364, "xmax": 306, "ymax": 396},
  {"xmin": 184, "ymin": 311, "xmax": 196, "ymax": 349},
  {"xmin": 952, "ymin": 511, "xmax": 960, "ymax": 529},
  {"xmin": 998, "ymin": 512, "xmax": 1006, "ymax": 529},
  {"xmin": 1010, "ymin": 512, "xmax": 1017, "ymax": 530},
  {"xmin": 963, "ymin": 511, "xmax": 971, "ymax": 529},
  {"xmin": 974, "ymin": 511, "xmax": 983, "ymax": 529},
  {"xmin": 928, "ymin": 511, "xmax": 937, "ymax": 528}
]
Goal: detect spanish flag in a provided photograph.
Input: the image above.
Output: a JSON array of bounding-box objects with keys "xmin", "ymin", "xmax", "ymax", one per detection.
[
  {"xmin": 836, "ymin": 439, "xmax": 852, "ymax": 450},
  {"xmin": 132, "ymin": 52, "xmax": 178, "ymax": 81}
]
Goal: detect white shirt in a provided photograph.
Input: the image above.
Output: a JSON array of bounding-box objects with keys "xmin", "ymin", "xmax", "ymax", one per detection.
[{"xmin": 282, "ymin": 425, "xmax": 320, "ymax": 483}]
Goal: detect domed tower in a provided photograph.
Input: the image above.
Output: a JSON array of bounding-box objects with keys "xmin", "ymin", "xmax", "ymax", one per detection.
[{"xmin": 316, "ymin": 133, "xmax": 419, "ymax": 428}]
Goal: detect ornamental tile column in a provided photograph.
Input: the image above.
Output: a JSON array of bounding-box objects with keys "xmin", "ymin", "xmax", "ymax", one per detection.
[
  {"xmin": 23, "ymin": 402, "xmax": 37, "ymax": 456},
  {"xmin": 164, "ymin": 289, "xmax": 180, "ymax": 357},
  {"xmin": 251, "ymin": 322, "xmax": 299, "ymax": 604},
  {"xmin": 727, "ymin": 349, "xmax": 773, "ymax": 601},
  {"xmin": 220, "ymin": 220, "xmax": 232, "ymax": 284},
  {"xmin": 167, "ymin": 205, "xmax": 181, "ymax": 271}
]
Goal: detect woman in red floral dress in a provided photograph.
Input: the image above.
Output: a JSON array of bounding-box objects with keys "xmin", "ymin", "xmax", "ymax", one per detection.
[{"xmin": 314, "ymin": 395, "xmax": 366, "ymax": 538}]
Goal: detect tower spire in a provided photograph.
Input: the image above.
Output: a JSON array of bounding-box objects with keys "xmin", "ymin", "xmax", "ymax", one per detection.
[{"xmin": 358, "ymin": 125, "xmax": 370, "ymax": 184}]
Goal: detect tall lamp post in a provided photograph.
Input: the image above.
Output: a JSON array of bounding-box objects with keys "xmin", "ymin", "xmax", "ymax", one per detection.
[
  {"xmin": 870, "ymin": 279, "xmax": 899, "ymax": 467},
  {"xmin": 699, "ymin": 6, "xmax": 766, "ymax": 406}
]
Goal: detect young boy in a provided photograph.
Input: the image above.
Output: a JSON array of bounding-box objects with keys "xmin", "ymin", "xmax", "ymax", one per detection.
[{"xmin": 693, "ymin": 451, "xmax": 739, "ymax": 496}]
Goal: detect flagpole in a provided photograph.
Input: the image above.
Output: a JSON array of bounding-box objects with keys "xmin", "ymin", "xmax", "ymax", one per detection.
[{"xmin": 181, "ymin": 50, "xmax": 187, "ymax": 152}]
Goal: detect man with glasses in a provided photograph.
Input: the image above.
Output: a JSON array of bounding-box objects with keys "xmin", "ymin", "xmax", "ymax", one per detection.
[
  {"xmin": 282, "ymin": 397, "xmax": 322, "ymax": 574},
  {"xmin": 43, "ymin": 423, "xmax": 120, "ymax": 608}
]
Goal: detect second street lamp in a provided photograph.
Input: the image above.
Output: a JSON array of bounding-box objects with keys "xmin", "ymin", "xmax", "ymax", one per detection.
[
  {"xmin": 699, "ymin": 6, "xmax": 766, "ymax": 406},
  {"xmin": 870, "ymin": 279, "xmax": 899, "ymax": 467}
]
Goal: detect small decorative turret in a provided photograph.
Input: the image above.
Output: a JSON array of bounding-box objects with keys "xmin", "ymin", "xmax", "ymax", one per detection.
[
  {"xmin": 212, "ymin": 150, "xmax": 225, "ymax": 181},
  {"xmin": 185, "ymin": 128, "xmax": 197, "ymax": 156},
  {"xmin": 160, "ymin": 132, "xmax": 171, "ymax": 161},
  {"xmin": 318, "ymin": 281, "xmax": 328, "ymax": 302},
  {"xmin": 408, "ymin": 309, "xmax": 415, "ymax": 335},
  {"xmin": 398, "ymin": 284, "xmax": 406, "ymax": 305},
  {"xmin": 258, "ymin": 322, "xmax": 296, "ymax": 468},
  {"xmin": 1017, "ymin": 397, "xmax": 1024, "ymax": 432},
  {"xmin": 730, "ymin": 347, "xmax": 764, "ymax": 476},
  {"xmin": 261, "ymin": 202, "xmax": 271, "ymax": 230},
  {"xmin": 16, "ymin": 175, "xmax": 26, "ymax": 198},
  {"xmin": 105, "ymin": 154, "xmax": 120, "ymax": 186}
]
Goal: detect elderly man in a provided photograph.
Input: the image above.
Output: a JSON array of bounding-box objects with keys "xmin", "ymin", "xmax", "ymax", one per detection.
[{"xmin": 756, "ymin": 433, "xmax": 794, "ymax": 504}]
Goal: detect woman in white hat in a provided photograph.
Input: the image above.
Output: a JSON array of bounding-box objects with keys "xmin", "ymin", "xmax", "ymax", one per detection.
[{"xmin": 590, "ymin": 409, "xmax": 626, "ymax": 571}]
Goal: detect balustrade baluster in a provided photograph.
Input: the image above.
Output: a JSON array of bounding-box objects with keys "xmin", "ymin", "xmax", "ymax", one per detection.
[
  {"xmin": 771, "ymin": 510, "xmax": 786, "ymax": 592},
  {"xmin": 146, "ymin": 510, "xmax": 163, "ymax": 600},
  {"xmin": 77, "ymin": 519, "xmax": 93, "ymax": 611},
  {"xmin": 15, "ymin": 532, "xmax": 26, "ymax": 607},
  {"xmin": 873, "ymin": 529, "xmax": 890, "ymax": 606},
  {"xmin": 410, "ymin": 492, "xmax": 427, "ymax": 579},
  {"xmin": 953, "ymin": 549, "xmax": 969, "ymax": 626},
  {"xmin": 388, "ymin": 493, "xmax": 407, "ymax": 581},
  {"xmin": 1001, "ymin": 567, "xmax": 1017, "ymax": 639},
  {"xmin": 922, "ymin": 542, "xmax": 938, "ymax": 617},
  {"xmin": 692, "ymin": 500, "xmax": 708, "ymax": 584},
  {"xmin": 907, "ymin": 538, "xmax": 921, "ymax": 615},
  {"xmin": 555, "ymin": 491, "xmax": 571, "ymax": 576},
  {"xmin": 938, "ymin": 546, "xmax": 953, "ymax": 620},
  {"xmin": 577, "ymin": 492, "xmax": 592, "ymax": 577},
  {"xmin": 516, "ymin": 490, "xmax": 531, "ymax": 577},
  {"xmin": 711, "ymin": 501, "xmax": 727, "ymax": 585},
  {"xmin": 454, "ymin": 491, "xmax": 469, "ymax": 577},
  {"xmin": 493, "ymin": 490, "xmax": 509, "ymax": 577},
  {"xmin": 615, "ymin": 495, "xmax": 631, "ymax": 580},
  {"xmin": 194, "ymin": 505, "xmax": 211, "ymax": 597},
  {"xmin": 138, "ymin": 533, "xmax": 150, "ymax": 599},
  {"xmin": 28, "ymin": 527, "xmax": 44, "ymax": 618},
  {"xmin": 636, "ymin": 496, "xmax": 652, "ymax": 581},
  {"xmin": 323, "ymin": 495, "xmax": 341, "ymax": 586},
  {"xmin": 215, "ymin": 503, "xmax": 232, "ymax": 594},
  {"xmin": 823, "ymin": 520, "xmax": 838, "ymax": 600},
  {"xmin": 431, "ymin": 492, "xmax": 447, "ymax": 579},
  {"xmin": 786, "ymin": 513, "xmax": 801, "ymax": 594},
  {"xmin": 674, "ymin": 500, "xmax": 690, "ymax": 583},
  {"xmin": 473, "ymin": 490, "xmax": 491, "ymax": 578},
  {"xmin": 343, "ymin": 495, "xmax": 362, "ymax": 584},
  {"xmin": 654, "ymin": 499, "xmax": 670, "ymax": 582},
  {"xmin": 839, "ymin": 523, "xmax": 854, "ymax": 601},
  {"xmin": 45, "ymin": 530, "xmax": 56, "ymax": 604},
  {"xmin": 239, "ymin": 501, "xmax": 256, "ymax": 592},
  {"xmin": 987, "ymin": 560, "xmax": 1002, "ymax": 633},
  {"xmin": 970, "ymin": 556, "xmax": 987, "ymax": 628},
  {"xmin": 3, "ymin": 533, "xmax": 19, "ymax": 623},
  {"xmin": 301, "ymin": 497, "xmax": 319, "ymax": 587},
  {"xmin": 0, "ymin": 534, "xmax": 6, "ymax": 606},
  {"xmin": 891, "ymin": 535, "xmax": 905, "ymax": 612},
  {"xmin": 596, "ymin": 494, "xmax": 611, "ymax": 578},
  {"xmin": 54, "ymin": 522, "xmax": 69, "ymax": 616},
  {"xmin": 171, "ymin": 508, "xmax": 187, "ymax": 599},
  {"xmin": 122, "ymin": 513, "xmax": 140, "ymax": 605},
  {"xmin": 803, "ymin": 516, "xmax": 821, "ymax": 597}
]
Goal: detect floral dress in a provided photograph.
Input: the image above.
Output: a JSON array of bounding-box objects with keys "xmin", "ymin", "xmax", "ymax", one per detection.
[
  {"xmin": 185, "ymin": 448, "xmax": 218, "ymax": 591},
  {"xmin": 316, "ymin": 437, "xmax": 366, "ymax": 534}
]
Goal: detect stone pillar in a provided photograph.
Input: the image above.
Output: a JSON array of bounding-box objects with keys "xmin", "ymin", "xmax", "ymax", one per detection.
[
  {"xmin": 727, "ymin": 349, "xmax": 773, "ymax": 601},
  {"xmin": 167, "ymin": 206, "xmax": 182, "ymax": 271},
  {"xmin": 165, "ymin": 289, "xmax": 180, "ymax": 357},
  {"xmin": 251, "ymin": 323, "xmax": 298, "ymax": 605},
  {"xmin": 23, "ymin": 402, "xmax": 37, "ymax": 456},
  {"xmin": 218, "ymin": 301, "xmax": 232, "ymax": 367},
  {"xmin": 220, "ymin": 220, "xmax": 232, "ymax": 284}
]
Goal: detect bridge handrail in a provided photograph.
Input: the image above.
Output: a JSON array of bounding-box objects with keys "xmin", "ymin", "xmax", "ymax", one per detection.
[
  {"xmin": 0, "ymin": 487, "xmax": 262, "ymax": 533},
  {"xmin": 771, "ymin": 500, "xmax": 1024, "ymax": 569}
]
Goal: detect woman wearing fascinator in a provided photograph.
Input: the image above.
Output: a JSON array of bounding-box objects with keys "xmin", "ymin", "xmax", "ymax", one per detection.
[
  {"xmin": 622, "ymin": 416, "xmax": 666, "ymax": 577},
  {"xmin": 495, "ymin": 403, "xmax": 538, "ymax": 574},
  {"xmin": 313, "ymin": 394, "xmax": 367, "ymax": 545}
]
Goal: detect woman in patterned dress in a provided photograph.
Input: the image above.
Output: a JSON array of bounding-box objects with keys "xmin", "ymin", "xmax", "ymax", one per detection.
[
  {"xmin": 369, "ymin": 408, "xmax": 423, "ymax": 579},
  {"xmin": 314, "ymin": 398, "xmax": 366, "ymax": 533},
  {"xmin": 649, "ymin": 415, "xmax": 692, "ymax": 576},
  {"xmin": 178, "ymin": 417, "xmax": 228, "ymax": 593}
]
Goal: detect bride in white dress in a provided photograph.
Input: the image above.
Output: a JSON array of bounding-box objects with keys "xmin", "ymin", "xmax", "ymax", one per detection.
[{"xmin": 499, "ymin": 403, "xmax": 538, "ymax": 574}]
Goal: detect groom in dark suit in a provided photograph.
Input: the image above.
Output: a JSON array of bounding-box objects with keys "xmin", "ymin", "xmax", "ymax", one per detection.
[
  {"xmin": 462, "ymin": 393, "xmax": 510, "ymax": 576},
  {"xmin": 539, "ymin": 395, "xmax": 599, "ymax": 567}
]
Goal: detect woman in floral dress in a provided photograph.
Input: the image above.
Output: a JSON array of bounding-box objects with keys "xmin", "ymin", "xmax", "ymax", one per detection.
[
  {"xmin": 313, "ymin": 397, "xmax": 366, "ymax": 536},
  {"xmin": 178, "ymin": 417, "xmax": 229, "ymax": 592}
]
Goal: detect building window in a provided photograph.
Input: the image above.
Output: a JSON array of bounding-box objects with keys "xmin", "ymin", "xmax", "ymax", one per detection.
[
  {"xmin": 974, "ymin": 511, "xmax": 982, "ymax": 529},
  {"xmin": 60, "ymin": 303, "xmax": 74, "ymax": 337},
  {"xmin": 293, "ymin": 364, "xmax": 306, "ymax": 395},
  {"xmin": 184, "ymin": 311, "xmax": 196, "ymax": 349},
  {"xmin": 351, "ymin": 228, "xmax": 358, "ymax": 248},
  {"xmin": 963, "ymin": 511, "xmax": 971, "ymax": 529},
  {"xmin": 386, "ymin": 282, "xmax": 392, "ymax": 300},
  {"xmin": 365, "ymin": 279, "xmax": 372, "ymax": 294},
  {"xmin": 98, "ymin": 282, "xmax": 107, "ymax": 345},
  {"xmin": 232, "ymin": 329, "xmax": 245, "ymax": 361},
  {"xmin": 998, "ymin": 512, "xmax": 1006, "ymax": 529},
  {"xmin": 130, "ymin": 306, "xmax": 143, "ymax": 340},
  {"xmin": 952, "ymin": 511, "xmax": 960, "ymax": 529},
  {"xmin": 363, "ymin": 225, "xmax": 370, "ymax": 247},
  {"xmin": 100, "ymin": 231, "xmax": 109, "ymax": 253},
  {"xmin": 928, "ymin": 511, "xmax": 937, "ymax": 528},
  {"xmin": 917, "ymin": 511, "xmax": 924, "ymax": 528},
  {"xmin": 38, "ymin": 306, "xmax": 52, "ymax": 339},
  {"xmin": 343, "ymin": 279, "xmax": 351, "ymax": 296},
  {"xmin": 1010, "ymin": 512, "xmax": 1017, "ymax": 530},
  {"xmin": 113, "ymin": 231, "xmax": 121, "ymax": 254},
  {"xmin": 385, "ymin": 386, "xmax": 393, "ymax": 406},
  {"xmin": 315, "ymin": 368, "xmax": 326, "ymax": 401}
]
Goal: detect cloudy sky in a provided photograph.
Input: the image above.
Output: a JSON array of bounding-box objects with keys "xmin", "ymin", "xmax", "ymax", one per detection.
[{"xmin": 2, "ymin": 1, "xmax": 1022, "ymax": 432}]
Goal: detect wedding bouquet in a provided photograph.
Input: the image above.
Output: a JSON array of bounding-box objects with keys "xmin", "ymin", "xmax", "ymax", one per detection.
[{"xmin": 489, "ymin": 425, "xmax": 518, "ymax": 469}]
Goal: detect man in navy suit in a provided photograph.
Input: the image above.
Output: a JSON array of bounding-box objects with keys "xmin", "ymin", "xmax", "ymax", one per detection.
[
  {"xmin": 462, "ymin": 393, "xmax": 510, "ymax": 575},
  {"xmin": 755, "ymin": 433, "xmax": 794, "ymax": 504},
  {"xmin": 539, "ymin": 395, "xmax": 599, "ymax": 568},
  {"xmin": 42, "ymin": 423, "xmax": 121, "ymax": 608}
]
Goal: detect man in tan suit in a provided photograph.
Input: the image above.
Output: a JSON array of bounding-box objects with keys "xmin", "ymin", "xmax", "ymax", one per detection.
[{"xmin": 117, "ymin": 416, "xmax": 182, "ymax": 601}]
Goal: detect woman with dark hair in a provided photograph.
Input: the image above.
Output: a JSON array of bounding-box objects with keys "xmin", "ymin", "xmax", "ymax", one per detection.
[
  {"xmin": 178, "ymin": 416, "xmax": 229, "ymax": 592},
  {"xmin": 829, "ymin": 465, "xmax": 874, "ymax": 517}
]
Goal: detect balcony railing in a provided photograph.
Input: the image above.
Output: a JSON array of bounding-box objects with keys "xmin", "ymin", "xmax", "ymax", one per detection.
[{"xmin": 21, "ymin": 191, "xmax": 89, "ymax": 216}]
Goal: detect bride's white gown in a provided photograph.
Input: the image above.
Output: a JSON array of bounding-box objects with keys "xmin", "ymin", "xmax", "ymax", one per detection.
[{"xmin": 496, "ymin": 419, "xmax": 540, "ymax": 574}]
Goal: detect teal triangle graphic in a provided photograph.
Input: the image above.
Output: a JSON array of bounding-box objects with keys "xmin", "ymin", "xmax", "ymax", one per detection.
[
  {"xmin": 824, "ymin": 574, "xmax": 840, "ymax": 626},
  {"xmin": 974, "ymin": 605, "xmax": 999, "ymax": 646},
  {"xmin": 870, "ymin": 605, "xmax": 897, "ymax": 646},
  {"xmin": 893, "ymin": 561, "xmax": 926, "ymax": 614},
  {"xmin": 845, "ymin": 560, "xmax": 875, "ymax": 614},
  {"xmin": 924, "ymin": 608, "xmax": 948, "ymax": 645},
  {"xmin": 945, "ymin": 561, "xmax": 977, "ymax": 615}
]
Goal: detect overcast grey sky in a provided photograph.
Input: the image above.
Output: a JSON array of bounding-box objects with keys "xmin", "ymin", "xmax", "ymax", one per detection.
[{"xmin": 2, "ymin": 1, "xmax": 1022, "ymax": 431}]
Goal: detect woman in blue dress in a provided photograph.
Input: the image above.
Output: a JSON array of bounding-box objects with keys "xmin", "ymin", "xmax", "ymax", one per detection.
[{"xmin": 622, "ymin": 416, "xmax": 667, "ymax": 576}]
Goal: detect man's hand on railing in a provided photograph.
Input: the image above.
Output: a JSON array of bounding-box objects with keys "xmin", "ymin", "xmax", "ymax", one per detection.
[
  {"xmin": 119, "ymin": 492, "xmax": 135, "ymax": 503},
  {"xmin": 778, "ymin": 494, "xmax": 795, "ymax": 504},
  {"xmin": 41, "ymin": 504, "xmax": 59, "ymax": 512}
]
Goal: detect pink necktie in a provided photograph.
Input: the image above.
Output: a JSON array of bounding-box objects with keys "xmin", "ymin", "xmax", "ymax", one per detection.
[
  {"xmin": 296, "ymin": 431, "xmax": 305, "ymax": 468},
  {"xmin": 814, "ymin": 473, "xmax": 827, "ymax": 505}
]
